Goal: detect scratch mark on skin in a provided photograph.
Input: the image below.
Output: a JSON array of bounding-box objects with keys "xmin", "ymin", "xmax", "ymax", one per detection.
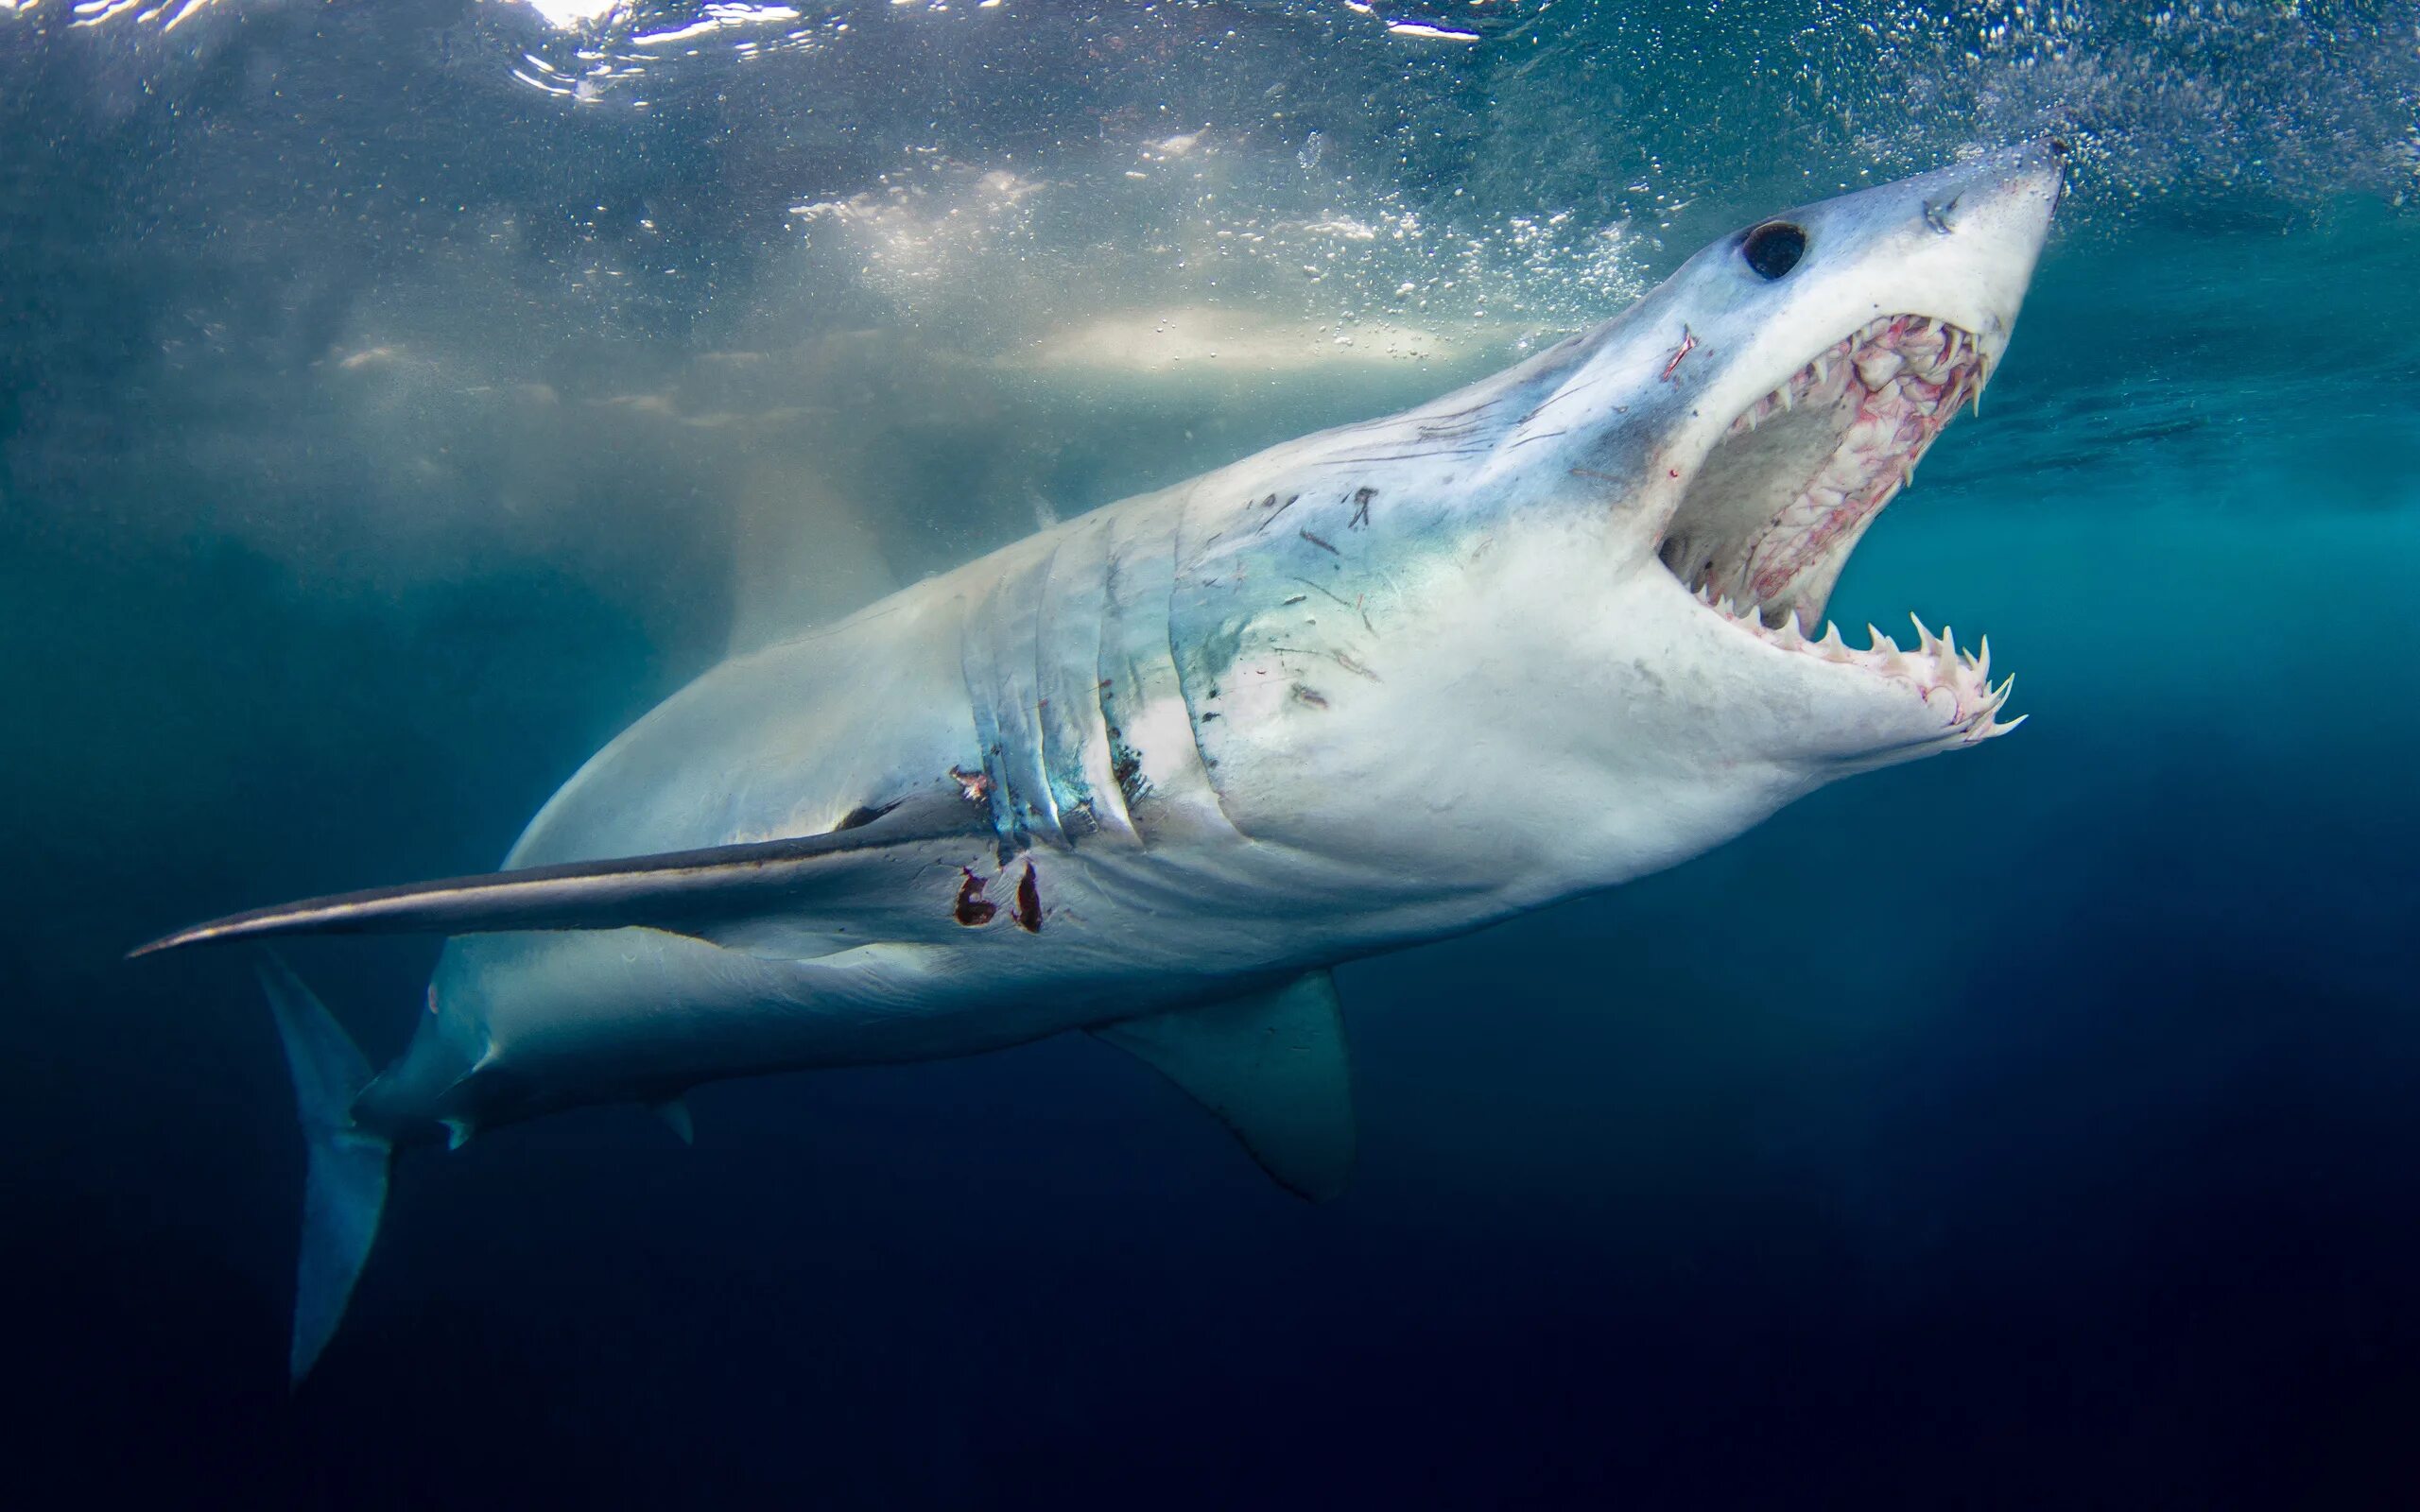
[
  {"xmin": 950, "ymin": 766, "xmax": 991, "ymax": 802},
  {"xmin": 1250, "ymin": 492, "xmax": 1301, "ymax": 535},
  {"xmin": 1521, "ymin": 369, "xmax": 1615, "ymax": 424},
  {"xmin": 1291, "ymin": 684, "xmax": 1330, "ymax": 710},
  {"xmin": 1331, "ymin": 650, "xmax": 1381, "ymax": 682},
  {"xmin": 1282, "ymin": 593, "xmax": 1308, "ymax": 606},
  {"xmin": 1661, "ymin": 325, "xmax": 1698, "ymax": 382},
  {"xmin": 1570, "ymin": 467, "xmax": 1626, "ymax": 486},
  {"xmin": 1348, "ymin": 486, "xmax": 1376, "ymax": 529},
  {"xmin": 1323, "ymin": 447, "xmax": 1491, "ymax": 466},
  {"xmin": 1273, "ymin": 646, "xmax": 1382, "ymax": 682},
  {"xmin": 1299, "ymin": 528, "xmax": 1340, "ymax": 555},
  {"xmin": 1285, "ymin": 576, "xmax": 1374, "ymax": 632}
]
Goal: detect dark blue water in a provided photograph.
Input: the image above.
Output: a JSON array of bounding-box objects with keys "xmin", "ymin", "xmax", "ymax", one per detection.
[{"xmin": 8, "ymin": 1, "xmax": 2420, "ymax": 1505}]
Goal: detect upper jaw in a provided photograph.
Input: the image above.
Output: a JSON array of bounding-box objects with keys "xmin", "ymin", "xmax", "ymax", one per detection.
[{"xmin": 1663, "ymin": 308, "xmax": 1993, "ymax": 631}]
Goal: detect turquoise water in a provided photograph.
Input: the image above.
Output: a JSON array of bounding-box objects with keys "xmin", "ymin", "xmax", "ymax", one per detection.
[{"xmin": 6, "ymin": 2, "xmax": 2420, "ymax": 1503}]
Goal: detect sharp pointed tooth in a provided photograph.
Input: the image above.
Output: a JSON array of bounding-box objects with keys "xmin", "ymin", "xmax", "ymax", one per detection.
[
  {"xmin": 1778, "ymin": 385, "xmax": 1794, "ymax": 412},
  {"xmin": 1717, "ymin": 593, "xmax": 1737, "ymax": 619},
  {"xmin": 1783, "ymin": 609, "xmax": 1806, "ymax": 644},
  {"xmin": 1819, "ymin": 623, "xmax": 1848, "ymax": 660},
  {"xmin": 1907, "ymin": 612, "xmax": 1934, "ymax": 651},
  {"xmin": 1990, "ymin": 713, "xmax": 2029, "ymax": 736},
  {"xmin": 1867, "ymin": 625, "xmax": 1898, "ymax": 657},
  {"xmin": 1975, "ymin": 636, "xmax": 1991, "ymax": 680}
]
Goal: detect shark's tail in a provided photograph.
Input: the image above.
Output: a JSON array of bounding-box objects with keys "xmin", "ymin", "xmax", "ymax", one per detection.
[{"xmin": 257, "ymin": 952, "xmax": 391, "ymax": 1385}]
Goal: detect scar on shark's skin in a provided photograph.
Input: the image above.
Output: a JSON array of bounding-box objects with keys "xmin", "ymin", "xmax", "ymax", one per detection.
[
  {"xmin": 1012, "ymin": 863, "xmax": 1043, "ymax": 933},
  {"xmin": 1272, "ymin": 646, "xmax": 1383, "ymax": 683},
  {"xmin": 1299, "ymin": 527, "xmax": 1340, "ymax": 555},
  {"xmin": 1291, "ymin": 684, "xmax": 1330, "ymax": 710},
  {"xmin": 950, "ymin": 765, "xmax": 991, "ymax": 802},
  {"xmin": 1661, "ymin": 324, "xmax": 1698, "ymax": 381},
  {"xmin": 953, "ymin": 868, "xmax": 997, "ymax": 926},
  {"xmin": 1348, "ymin": 487, "xmax": 1376, "ymax": 529},
  {"xmin": 952, "ymin": 861, "xmax": 1044, "ymax": 932},
  {"xmin": 1286, "ymin": 576, "xmax": 1372, "ymax": 632}
]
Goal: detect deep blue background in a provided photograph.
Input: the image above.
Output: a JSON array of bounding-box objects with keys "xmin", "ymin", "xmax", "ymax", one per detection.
[{"xmin": 8, "ymin": 2, "xmax": 2420, "ymax": 1506}]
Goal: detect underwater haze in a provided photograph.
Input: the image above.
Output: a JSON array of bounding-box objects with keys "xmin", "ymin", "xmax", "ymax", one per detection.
[{"xmin": 7, "ymin": 0, "xmax": 2420, "ymax": 1504}]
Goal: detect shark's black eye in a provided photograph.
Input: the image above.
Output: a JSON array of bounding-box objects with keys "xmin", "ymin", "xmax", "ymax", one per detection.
[{"xmin": 1741, "ymin": 221, "xmax": 1807, "ymax": 280}]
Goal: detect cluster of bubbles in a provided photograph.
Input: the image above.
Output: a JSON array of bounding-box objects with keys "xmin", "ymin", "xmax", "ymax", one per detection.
[
  {"xmin": 511, "ymin": 0, "xmax": 2419, "ymax": 351},
  {"xmin": 8, "ymin": 0, "xmax": 2414, "ymax": 598},
  {"xmin": 22, "ymin": 0, "xmax": 2417, "ymax": 357}
]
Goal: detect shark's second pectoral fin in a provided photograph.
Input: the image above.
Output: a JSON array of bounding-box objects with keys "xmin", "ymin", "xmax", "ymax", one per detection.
[
  {"xmin": 1092, "ymin": 971, "xmax": 1355, "ymax": 1202},
  {"xmin": 649, "ymin": 1095, "xmax": 696, "ymax": 1145}
]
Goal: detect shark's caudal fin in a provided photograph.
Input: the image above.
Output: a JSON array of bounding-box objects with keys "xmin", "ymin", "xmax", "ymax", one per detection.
[
  {"xmin": 1093, "ymin": 971, "xmax": 1356, "ymax": 1201},
  {"xmin": 256, "ymin": 953, "xmax": 391, "ymax": 1385}
]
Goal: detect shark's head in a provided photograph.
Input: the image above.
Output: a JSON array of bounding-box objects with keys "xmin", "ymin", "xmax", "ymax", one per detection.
[
  {"xmin": 1186, "ymin": 144, "xmax": 2066, "ymax": 895},
  {"xmin": 1468, "ymin": 142, "xmax": 2065, "ymax": 877},
  {"xmin": 1641, "ymin": 142, "xmax": 2062, "ymax": 629},
  {"xmin": 1504, "ymin": 144, "xmax": 2060, "ymax": 762}
]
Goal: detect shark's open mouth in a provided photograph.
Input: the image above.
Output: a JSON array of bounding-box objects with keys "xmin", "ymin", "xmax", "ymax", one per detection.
[{"xmin": 1660, "ymin": 312, "xmax": 2016, "ymax": 737}]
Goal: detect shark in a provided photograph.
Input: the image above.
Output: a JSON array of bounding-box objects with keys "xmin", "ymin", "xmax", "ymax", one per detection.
[{"xmin": 135, "ymin": 142, "xmax": 2066, "ymax": 1382}]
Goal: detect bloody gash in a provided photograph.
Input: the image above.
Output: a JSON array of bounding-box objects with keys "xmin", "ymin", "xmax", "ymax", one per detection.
[{"xmin": 136, "ymin": 144, "xmax": 2066, "ymax": 1381}]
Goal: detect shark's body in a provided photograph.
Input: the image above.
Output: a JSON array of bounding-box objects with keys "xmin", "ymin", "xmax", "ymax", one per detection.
[{"xmin": 141, "ymin": 145, "xmax": 2066, "ymax": 1380}]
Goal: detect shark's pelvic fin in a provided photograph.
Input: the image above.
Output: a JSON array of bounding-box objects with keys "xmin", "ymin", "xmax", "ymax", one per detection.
[
  {"xmin": 650, "ymin": 1095, "xmax": 696, "ymax": 1145},
  {"xmin": 1093, "ymin": 971, "xmax": 1356, "ymax": 1202},
  {"xmin": 257, "ymin": 952, "xmax": 391, "ymax": 1386},
  {"xmin": 127, "ymin": 785, "xmax": 987, "ymax": 958}
]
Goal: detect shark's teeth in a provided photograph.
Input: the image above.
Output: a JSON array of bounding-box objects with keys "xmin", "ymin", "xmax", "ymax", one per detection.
[
  {"xmin": 1689, "ymin": 311, "xmax": 2016, "ymax": 745},
  {"xmin": 1693, "ymin": 586, "xmax": 2017, "ymax": 739}
]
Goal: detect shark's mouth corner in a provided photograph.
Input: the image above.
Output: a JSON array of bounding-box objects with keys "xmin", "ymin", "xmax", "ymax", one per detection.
[{"xmin": 1656, "ymin": 312, "xmax": 2018, "ymax": 743}]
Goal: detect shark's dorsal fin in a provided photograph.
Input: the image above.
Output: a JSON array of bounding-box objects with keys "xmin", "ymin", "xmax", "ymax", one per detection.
[
  {"xmin": 128, "ymin": 784, "xmax": 989, "ymax": 958},
  {"xmin": 1092, "ymin": 971, "xmax": 1355, "ymax": 1202}
]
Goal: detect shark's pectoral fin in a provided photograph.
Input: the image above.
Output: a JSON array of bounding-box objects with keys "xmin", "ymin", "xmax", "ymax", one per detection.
[
  {"xmin": 126, "ymin": 783, "xmax": 989, "ymax": 958},
  {"xmin": 1091, "ymin": 971, "xmax": 1355, "ymax": 1202}
]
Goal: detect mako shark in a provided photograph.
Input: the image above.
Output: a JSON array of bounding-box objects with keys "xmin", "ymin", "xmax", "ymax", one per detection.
[{"xmin": 137, "ymin": 143, "xmax": 2066, "ymax": 1382}]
